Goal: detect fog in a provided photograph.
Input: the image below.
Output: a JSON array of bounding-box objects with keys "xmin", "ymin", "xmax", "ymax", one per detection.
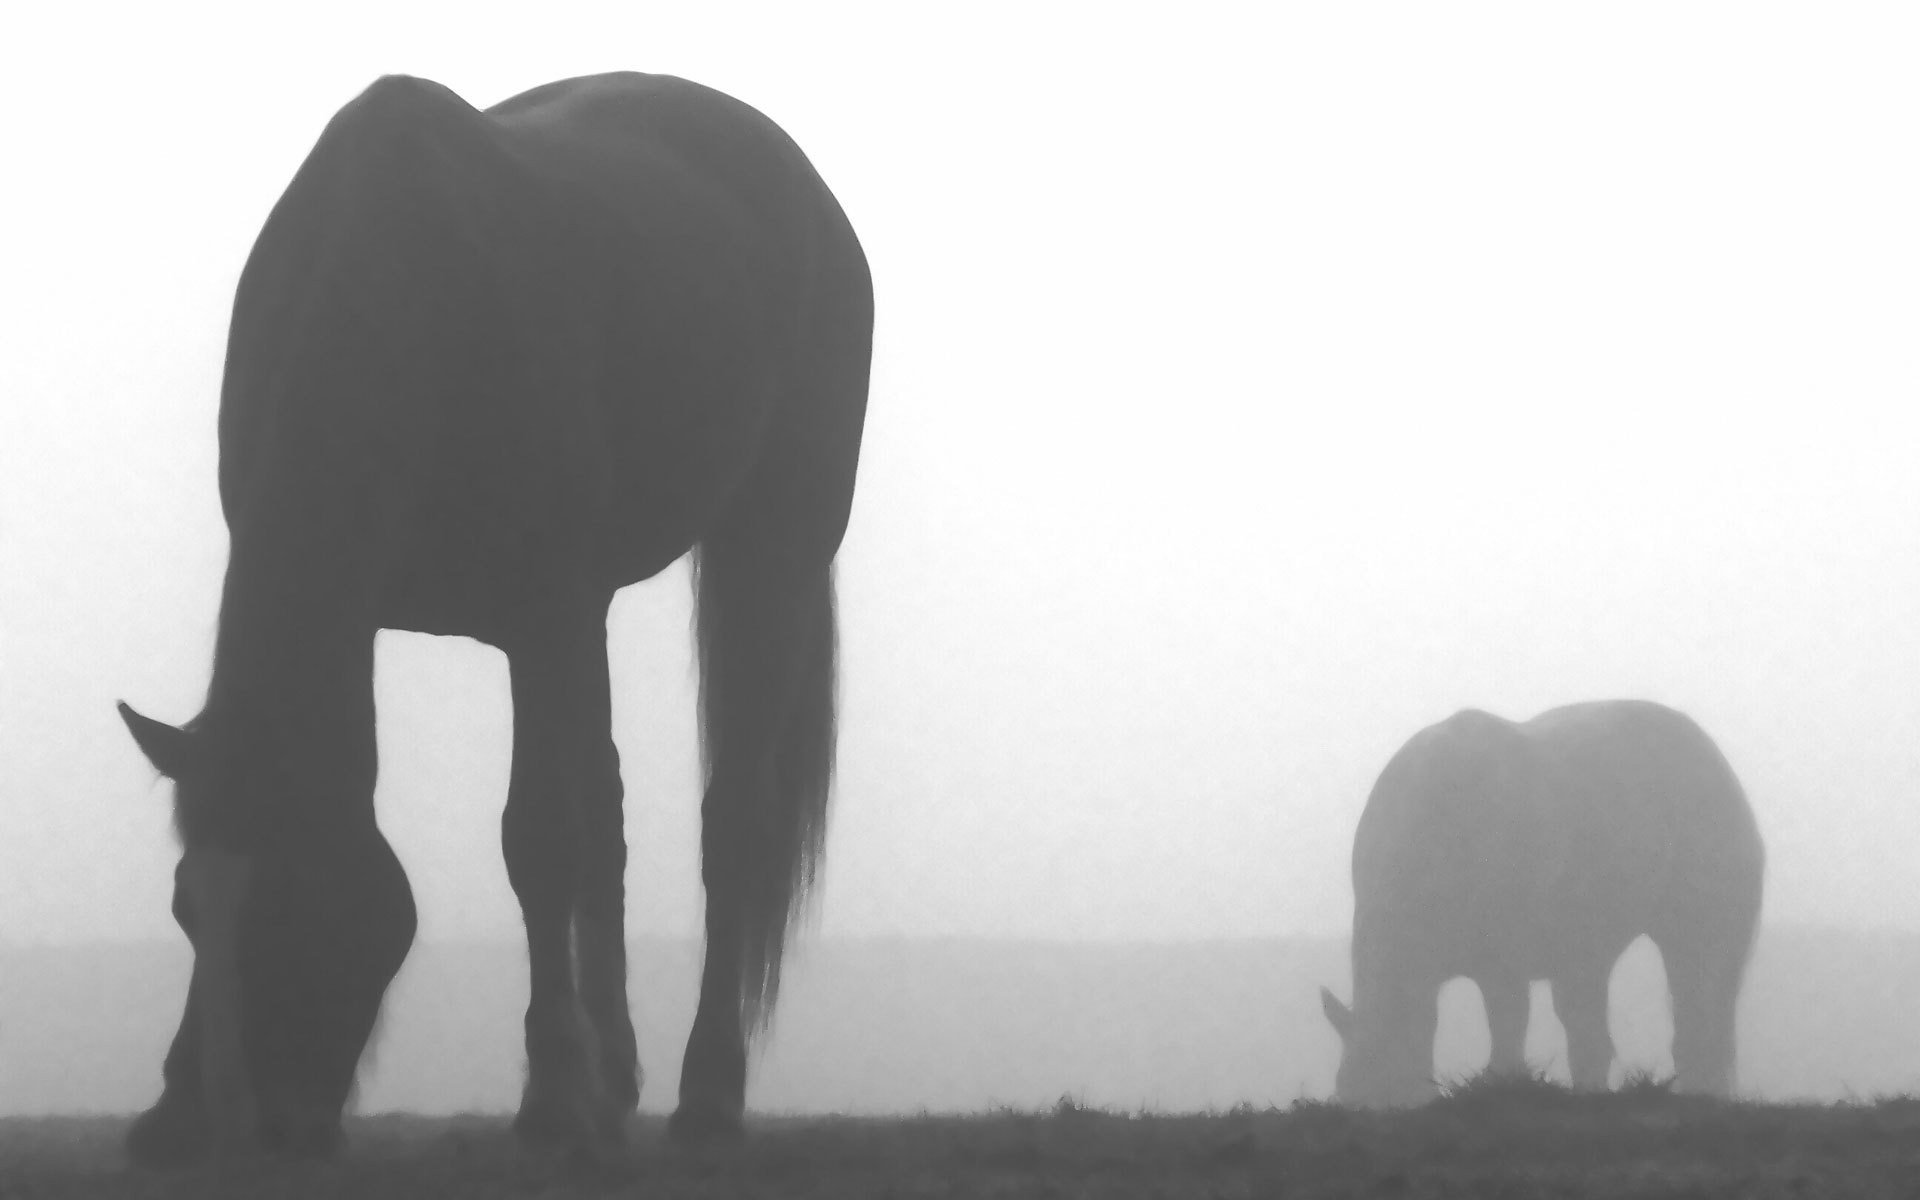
[
  {"xmin": 2, "ymin": 1, "xmax": 1918, "ymax": 1109},
  {"xmin": 7, "ymin": 933, "xmax": 1920, "ymax": 1114}
]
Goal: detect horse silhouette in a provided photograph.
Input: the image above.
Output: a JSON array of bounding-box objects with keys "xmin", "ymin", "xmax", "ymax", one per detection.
[
  {"xmin": 116, "ymin": 72, "xmax": 871, "ymax": 1163},
  {"xmin": 1320, "ymin": 700, "xmax": 1763, "ymax": 1107}
]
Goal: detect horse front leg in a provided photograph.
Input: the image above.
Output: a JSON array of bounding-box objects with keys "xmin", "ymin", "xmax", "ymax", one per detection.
[
  {"xmin": 126, "ymin": 859, "xmax": 214, "ymax": 1166},
  {"xmin": 1549, "ymin": 966, "xmax": 1615, "ymax": 1090},
  {"xmin": 574, "ymin": 693, "xmax": 640, "ymax": 1137},
  {"xmin": 125, "ymin": 983, "xmax": 210, "ymax": 1166},
  {"xmin": 1480, "ymin": 973, "xmax": 1531, "ymax": 1079},
  {"xmin": 502, "ymin": 608, "xmax": 633, "ymax": 1151}
]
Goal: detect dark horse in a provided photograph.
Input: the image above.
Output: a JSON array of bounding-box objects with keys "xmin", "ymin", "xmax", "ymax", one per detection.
[
  {"xmin": 1319, "ymin": 701, "xmax": 1764, "ymax": 1107},
  {"xmin": 116, "ymin": 72, "xmax": 871, "ymax": 1163}
]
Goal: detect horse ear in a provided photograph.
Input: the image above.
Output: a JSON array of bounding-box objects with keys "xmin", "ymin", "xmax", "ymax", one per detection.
[
  {"xmin": 119, "ymin": 702, "xmax": 200, "ymax": 780},
  {"xmin": 1320, "ymin": 986, "xmax": 1353, "ymax": 1040}
]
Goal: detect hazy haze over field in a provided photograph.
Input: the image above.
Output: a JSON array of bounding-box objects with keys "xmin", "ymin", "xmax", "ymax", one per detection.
[
  {"xmin": 7, "ymin": 933, "xmax": 1920, "ymax": 1115},
  {"xmin": 2, "ymin": 0, "xmax": 1918, "ymax": 1109}
]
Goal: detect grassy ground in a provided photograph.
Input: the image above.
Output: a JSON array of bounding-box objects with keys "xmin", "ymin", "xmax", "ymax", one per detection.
[{"xmin": 5, "ymin": 1077, "xmax": 1920, "ymax": 1199}]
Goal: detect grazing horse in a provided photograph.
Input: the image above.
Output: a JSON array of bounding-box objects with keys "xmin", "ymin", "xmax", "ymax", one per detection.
[
  {"xmin": 116, "ymin": 72, "xmax": 872, "ymax": 1163},
  {"xmin": 1319, "ymin": 700, "xmax": 1764, "ymax": 1107}
]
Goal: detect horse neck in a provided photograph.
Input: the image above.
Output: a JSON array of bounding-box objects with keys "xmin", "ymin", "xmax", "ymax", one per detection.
[
  {"xmin": 202, "ymin": 528, "xmax": 380, "ymax": 819},
  {"xmin": 1349, "ymin": 907, "xmax": 1439, "ymax": 1018}
]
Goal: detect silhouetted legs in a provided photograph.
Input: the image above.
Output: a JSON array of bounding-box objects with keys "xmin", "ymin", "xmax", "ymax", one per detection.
[
  {"xmin": 502, "ymin": 605, "xmax": 637, "ymax": 1149},
  {"xmin": 575, "ymin": 728, "xmax": 640, "ymax": 1129},
  {"xmin": 127, "ymin": 860, "xmax": 212, "ymax": 1165},
  {"xmin": 126, "ymin": 980, "xmax": 210, "ymax": 1165},
  {"xmin": 671, "ymin": 546, "xmax": 835, "ymax": 1143},
  {"xmin": 1549, "ymin": 966, "xmax": 1614, "ymax": 1090},
  {"xmin": 1480, "ymin": 974, "xmax": 1531, "ymax": 1077},
  {"xmin": 1658, "ymin": 931, "xmax": 1746, "ymax": 1095},
  {"xmin": 673, "ymin": 820, "xmax": 752, "ymax": 1141}
]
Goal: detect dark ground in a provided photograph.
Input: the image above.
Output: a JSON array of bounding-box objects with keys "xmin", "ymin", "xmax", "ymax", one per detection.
[{"xmin": 5, "ymin": 1078, "xmax": 1919, "ymax": 1199}]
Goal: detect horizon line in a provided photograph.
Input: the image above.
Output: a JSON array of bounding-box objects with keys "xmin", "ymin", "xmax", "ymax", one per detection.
[{"xmin": 4, "ymin": 922, "xmax": 1918, "ymax": 953}]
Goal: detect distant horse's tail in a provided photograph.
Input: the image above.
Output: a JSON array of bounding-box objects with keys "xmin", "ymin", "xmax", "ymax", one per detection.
[{"xmin": 691, "ymin": 542, "xmax": 838, "ymax": 1036}]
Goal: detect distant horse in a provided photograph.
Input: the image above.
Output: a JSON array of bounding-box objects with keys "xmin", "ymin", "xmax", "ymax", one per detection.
[
  {"xmin": 1319, "ymin": 701, "xmax": 1764, "ymax": 1107},
  {"xmin": 116, "ymin": 72, "xmax": 871, "ymax": 1163}
]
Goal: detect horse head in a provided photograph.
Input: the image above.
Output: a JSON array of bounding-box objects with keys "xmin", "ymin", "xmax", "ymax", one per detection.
[
  {"xmin": 119, "ymin": 702, "xmax": 415, "ymax": 1163},
  {"xmin": 1319, "ymin": 985, "xmax": 1438, "ymax": 1109}
]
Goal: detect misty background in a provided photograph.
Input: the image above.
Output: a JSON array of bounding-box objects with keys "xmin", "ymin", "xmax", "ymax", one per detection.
[{"xmin": 3, "ymin": 3, "xmax": 1918, "ymax": 1112}]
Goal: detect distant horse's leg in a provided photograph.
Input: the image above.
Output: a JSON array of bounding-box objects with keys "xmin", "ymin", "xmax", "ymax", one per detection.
[
  {"xmin": 1657, "ymin": 926, "xmax": 1750, "ymax": 1096},
  {"xmin": 502, "ymin": 605, "xmax": 630, "ymax": 1150},
  {"xmin": 1549, "ymin": 965, "xmax": 1614, "ymax": 1090},
  {"xmin": 1480, "ymin": 974, "xmax": 1530, "ymax": 1078},
  {"xmin": 1654, "ymin": 838, "xmax": 1760, "ymax": 1097},
  {"xmin": 671, "ymin": 540, "xmax": 837, "ymax": 1144}
]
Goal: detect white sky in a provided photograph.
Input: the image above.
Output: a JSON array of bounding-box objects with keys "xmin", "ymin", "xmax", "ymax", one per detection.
[{"xmin": 2, "ymin": 3, "xmax": 1917, "ymax": 946}]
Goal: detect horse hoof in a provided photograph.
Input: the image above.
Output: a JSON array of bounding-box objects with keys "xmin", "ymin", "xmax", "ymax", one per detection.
[
  {"xmin": 593, "ymin": 1102, "xmax": 635, "ymax": 1146},
  {"xmin": 261, "ymin": 1115, "xmax": 343, "ymax": 1160},
  {"xmin": 125, "ymin": 1098, "xmax": 210, "ymax": 1169},
  {"xmin": 666, "ymin": 1103, "xmax": 745, "ymax": 1147},
  {"xmin": 512, "ymin": 1096, "xmax": 596, "ymax": 1152}
]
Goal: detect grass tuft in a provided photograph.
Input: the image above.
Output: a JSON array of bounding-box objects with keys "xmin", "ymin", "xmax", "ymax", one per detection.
[
  {"xmin": 1617, "ymin": 1069, "xmax": 1677, "ymax": 1096},
  {"xmin": 1435, "ymin": 1066, "xmax": 1573, "ymax": 1108}
]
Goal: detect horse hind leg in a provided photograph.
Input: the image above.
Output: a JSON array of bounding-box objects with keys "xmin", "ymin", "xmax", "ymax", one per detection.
[
  {"xmin": 1656, "ymin": 912, "xmax": 1755, "ymax": 1096},
  {"xmin": 501, "ymin": 606, "xmax": 636, "ymax": 1152},
  {"xmin": 1549, "ymin": 965, "xmax": 1615, "ymax": 1090},
  {"xmin": 670, "ymin": 540, "xmax": 837, "ymax": 1145}
]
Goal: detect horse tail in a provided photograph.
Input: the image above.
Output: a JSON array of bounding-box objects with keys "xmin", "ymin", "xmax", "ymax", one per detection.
[
  {"xmin": 691, "ymin": 543, "xmax": 838, "ymax": 1036},
  {"xmin": 1727, "ymin": 778, "xmax": 1766, "ymax": 1018}
]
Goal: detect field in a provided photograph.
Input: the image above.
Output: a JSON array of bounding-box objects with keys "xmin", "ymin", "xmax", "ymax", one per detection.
[{"xmin": 6, "ymin": 1079, "xmax": 1920, "ymax": 1200}]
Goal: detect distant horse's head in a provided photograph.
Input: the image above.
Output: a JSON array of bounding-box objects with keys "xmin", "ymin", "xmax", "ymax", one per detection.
[
  {"xmin": 119, "ymin": 702, "xmax": 415, "ymax": 1165},
  {"xmin": 1319, "ymin": 985, "xmax": 1437, "ymax": 1109}
]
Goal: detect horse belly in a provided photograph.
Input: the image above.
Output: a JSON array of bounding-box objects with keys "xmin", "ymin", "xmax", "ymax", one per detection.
[{"xmin": 1438, "ymin": 872, "xmax": 1566, "ymax": 980}]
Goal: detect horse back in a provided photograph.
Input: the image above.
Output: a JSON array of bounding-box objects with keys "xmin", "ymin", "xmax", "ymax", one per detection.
[{"xmin": 215, "ymin": 73, "xmax": 871, "ymax": 631}]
